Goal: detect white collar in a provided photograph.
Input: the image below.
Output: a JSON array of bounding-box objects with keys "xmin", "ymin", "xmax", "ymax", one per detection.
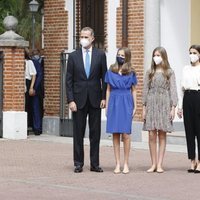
[{"xmin": 82, "ymin": 46, "xmax": 92, "ymax": 53}]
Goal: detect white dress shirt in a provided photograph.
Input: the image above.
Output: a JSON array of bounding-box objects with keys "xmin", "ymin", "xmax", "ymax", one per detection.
[
  {"xmin": 82, "ymin": 46, "xmax": 92, "ymax": 69},
  {"xmin": 25, "ymin": 59, "xmax": 37, "ymax": 80},
  {"xmin": 178, "ymin": 64, "xmax": 200, "ymax": 109}
]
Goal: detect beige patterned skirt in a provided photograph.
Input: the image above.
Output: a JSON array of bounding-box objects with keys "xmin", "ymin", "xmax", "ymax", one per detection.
[{"xmin": 143, "ymin": 88, "xmax": 173, "ymax": 132}]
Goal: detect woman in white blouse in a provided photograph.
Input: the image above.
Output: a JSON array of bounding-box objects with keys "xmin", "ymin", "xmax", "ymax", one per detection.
[{"xmin": 177, "ymin": 45, "xmax": 200, "ymax": 173}]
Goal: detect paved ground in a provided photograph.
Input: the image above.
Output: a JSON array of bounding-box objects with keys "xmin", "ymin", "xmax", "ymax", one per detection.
[{"xmin": 0, "ymin": 134, "xmax": 199, "ymax": 200}]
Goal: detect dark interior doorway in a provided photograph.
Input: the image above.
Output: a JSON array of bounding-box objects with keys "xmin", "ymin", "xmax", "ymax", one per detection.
[{"xmin": 75, "ymin": 0, "xmax": 105, "ymax": 49}]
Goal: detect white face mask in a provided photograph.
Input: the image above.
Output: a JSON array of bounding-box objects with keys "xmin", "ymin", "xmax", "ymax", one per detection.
[
  {"xmin": 80, "ymin": 38, "xmax": 90, "ymax": 48},
  {"xmin": 33, "ymin": 55, "xmax": 40, "ymax": 60},
  {"xmin": 153, "ymin": 56, "xmax": 162, "ymax": 65},
  {"xmin": 189, "ymin": 54, "xmax": 199, "ymax": 63}
]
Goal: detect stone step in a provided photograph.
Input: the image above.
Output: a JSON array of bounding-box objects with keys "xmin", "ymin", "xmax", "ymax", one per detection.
[{"xmin": 167, "ymin": 131, "xmax": 186, "ymax": 145}]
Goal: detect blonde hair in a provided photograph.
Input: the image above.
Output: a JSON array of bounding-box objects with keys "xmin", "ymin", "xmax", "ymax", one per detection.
[
  {"xmin": 110, "ymin": 47, "xmax": 135, "ymax": 75},
  {"xmin": 149, "ymin": 46, "xmax": 171, "ymax": 82}
]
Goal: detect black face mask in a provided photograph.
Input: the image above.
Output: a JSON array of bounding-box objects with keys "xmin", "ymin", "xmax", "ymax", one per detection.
[{"xmin": 116, "ymin": 56, "xmax": 125, "ymax": 65}]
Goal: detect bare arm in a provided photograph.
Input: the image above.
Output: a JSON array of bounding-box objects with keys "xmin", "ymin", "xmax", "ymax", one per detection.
[
  {"xmin": 132, "ymin": 85, "xmax": 137, "ymax": 117},
  {"xmin": 105, "ymin": 84, "xmax": 111, "ymax": 116}
]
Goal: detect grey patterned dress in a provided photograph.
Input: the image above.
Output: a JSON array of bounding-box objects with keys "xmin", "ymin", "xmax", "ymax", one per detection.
[{"xmin": 142, "ymin": 69, "xmax": 178, "ymax": 132}]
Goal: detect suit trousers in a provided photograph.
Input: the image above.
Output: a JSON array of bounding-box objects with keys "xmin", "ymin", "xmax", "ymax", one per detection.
[
  {"xmin": 183, "ymin": 90, "xmax": 200, "ymax": 160},
  {"xmin": 73, "ymin": 99, "xmax": 101, "ymax": 167},
  {"xmin": 32, "ymin": 95, "xmax": 42, "ymax": 132}
]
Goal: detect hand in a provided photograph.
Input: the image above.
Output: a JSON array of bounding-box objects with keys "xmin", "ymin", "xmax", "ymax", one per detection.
[
  {"xmin": 69, "ymin": 101, "xmax": 77, "ymax": 112},
  {"xmin": 170, "ymin": 107, "xmax": 175, "ymax": 121},
  {"xmin": 100, "ymin": 100, "xmax": 106, "ymax": 109},
  {"xmin": 29, "ymin": 88, "xmax": 35, "ymax": 96},
  {"xmin": 177, "ymin": 108, "xmax": 183, "ymax": 119},
  {"xmin": 142, "ymin": 106, "xmax": 146, "ymax": 121}
]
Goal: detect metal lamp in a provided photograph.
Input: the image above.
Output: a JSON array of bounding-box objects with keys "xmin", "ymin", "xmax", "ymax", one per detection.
[{"xmin": 29, "ymin": 0, "xmax": 39, "ymax": 49}]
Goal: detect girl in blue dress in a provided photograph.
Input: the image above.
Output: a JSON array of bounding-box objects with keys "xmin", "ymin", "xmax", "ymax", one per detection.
[{"xmin": 105, "ymin": 47, "xmax": 137, "ymax": 174}]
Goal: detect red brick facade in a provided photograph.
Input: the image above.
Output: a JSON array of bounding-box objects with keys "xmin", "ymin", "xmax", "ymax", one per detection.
[
  {"xmin": 116, "ymin": 0, "xmax": 144, "ymax": 120},
  {"xmin": 44, "ymin": 0, "xmax": 144, "ymax": 121},
  {"xmin": 127, "ymin": 0, "xmax": 144, "ymax": 121},
  {"xmin": 104, "ymin": 0, "xmax": 108, "ymax": 50},
  {"xmin": 0, "ymin": 47, "xmax": 25, "ymax": 111},
  {"xmin": 43, "ymin": 0, "xmax": 68, "ymax": 116}
]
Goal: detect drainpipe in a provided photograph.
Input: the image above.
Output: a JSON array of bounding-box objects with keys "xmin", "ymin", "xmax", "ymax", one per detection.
[{"xmin": 122, "ymin": 0, "xmax": 128, "ymax": 47}]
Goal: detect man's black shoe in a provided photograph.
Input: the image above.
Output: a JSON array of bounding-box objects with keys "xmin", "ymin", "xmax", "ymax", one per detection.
[
  {"xmin": 74, "ymin": 166, "xmax": 83, "ymax": 173},
  {"xmin": 90, "ymin": 166, "xmax": 103, "ymax": 172}
]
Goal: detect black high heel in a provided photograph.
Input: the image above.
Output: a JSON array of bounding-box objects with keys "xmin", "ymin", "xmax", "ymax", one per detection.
[
  {"xmin": 187, "ymin": 163, "xmax": 197, "ymax": 173},
  {"xmin": 194, "ymin": 169, "xmax": 200, "ymax": 173},
  {"xmin": 188, "ymin": 168, "xmax": 195, "ymax": 173},
  {"xmin": 194, "ymin": 164, "xmax": 200, "ymax": 173}
]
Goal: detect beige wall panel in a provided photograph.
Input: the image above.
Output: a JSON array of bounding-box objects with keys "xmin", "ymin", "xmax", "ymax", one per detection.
[{"xmin": 191, "ymin": 0, "xmax": 200, "ymax": 44}]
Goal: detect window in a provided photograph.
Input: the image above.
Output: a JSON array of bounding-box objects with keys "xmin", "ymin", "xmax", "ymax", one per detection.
[{"xmin": 74, "ymin": 0, "xmax": 105, "ymax": 49}]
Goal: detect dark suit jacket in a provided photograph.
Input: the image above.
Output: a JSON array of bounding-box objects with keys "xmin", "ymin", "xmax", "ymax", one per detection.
[
  {"xmin": 32, "ymin": 58, "xmax": 44, "ymax": 97},
  {"xmin": 66, "ymin": 47, "xmax": 107, "ymax": 109}
]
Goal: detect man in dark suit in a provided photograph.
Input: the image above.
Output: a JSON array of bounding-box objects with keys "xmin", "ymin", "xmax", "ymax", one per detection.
[
  {"xmin": 31, "ymin": 49, "xmax": 44, "ymax": 135},
  {"xmin": 66, "ymin": 27, "xmax": 107, "ymax": 173}
]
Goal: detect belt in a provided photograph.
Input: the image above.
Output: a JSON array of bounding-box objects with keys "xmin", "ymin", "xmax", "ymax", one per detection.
[{"xmin": 185, "ymin": 89, "xmax": 200, "ymax": 93}]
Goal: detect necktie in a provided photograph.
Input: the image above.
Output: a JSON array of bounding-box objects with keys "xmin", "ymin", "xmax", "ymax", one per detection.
[{"xmin": 85, "ymin": 50, "xmax": 90, "ymax": 78}]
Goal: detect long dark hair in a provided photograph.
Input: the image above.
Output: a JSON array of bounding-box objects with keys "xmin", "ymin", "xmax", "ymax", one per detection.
[
  {"xmin": 189, "ymin": 45, "xmax": 200, "ymax": 62},
  {"xmin": 24, "ymin": 48, "xmax": 31, "ymax": 60},
  {"xmin": 149, "ymin": 46, "xmax": 171, "ymax": 82},
  {"xmin": 110, "ymin": 47, "xmax": 135, "ymax": 75}
]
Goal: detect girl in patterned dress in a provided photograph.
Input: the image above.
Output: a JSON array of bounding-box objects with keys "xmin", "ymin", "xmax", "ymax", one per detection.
[{"xmin": 142, "ymin": 47, "xmax": 178, "ymax": 173}]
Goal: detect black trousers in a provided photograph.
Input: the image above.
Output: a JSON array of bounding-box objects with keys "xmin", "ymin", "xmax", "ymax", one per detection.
[
  {"xmin": 72, "ymin": 99, "xmax": 101, "ymax": 167},
  {"xmin": 183, "ymin": 90, "xmax": 200, "ymax": 160},
  {"xmin": 25, "ymin": 79, "xmax": 33, "ymax": 128}
]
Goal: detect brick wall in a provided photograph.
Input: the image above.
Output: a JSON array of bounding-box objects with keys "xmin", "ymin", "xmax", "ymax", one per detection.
[
  {"xmin": 43, "ymin": 0, "xmax": 68, "ymax": 116},
  {"xmin": 116, "ymin": 1, "xmax": 122, "ymax": 48},
  {"xmin": 43, "ymin": 0, "xmax": 144, "ymax": 121},
  {"xmin": 128, "ymin": 0, "xmax": 144, "ymax": 121},
  {"xmin": 117, "ymin": 0, "xmax": 144, "ymax": 121},
  {"xmin": 104, "ymin": 0, "xmax": 108, "ymax": 50},
  {"xmin": 0, "ymin": 47, "xmax": 25, "ymax": 111}
]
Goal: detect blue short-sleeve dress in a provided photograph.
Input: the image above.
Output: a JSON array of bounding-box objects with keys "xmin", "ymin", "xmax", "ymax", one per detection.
[{"xmin": 105, "ymin": 70, "xmax": 137, "ymax": 134}]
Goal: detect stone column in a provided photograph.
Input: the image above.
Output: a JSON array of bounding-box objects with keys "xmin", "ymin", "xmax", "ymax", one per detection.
[
  {"xmin": 0, "ymin": 16, "xmax": 29, "ymax": 139},
  {"xmin": 144, "ymin": 0, "xmax": 160, "ymax": 70}
]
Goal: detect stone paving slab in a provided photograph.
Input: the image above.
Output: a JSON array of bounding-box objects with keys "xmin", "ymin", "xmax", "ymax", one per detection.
[{"xmin": 0, "ymin": 135, "xmax": 199, "ymax": 200}]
